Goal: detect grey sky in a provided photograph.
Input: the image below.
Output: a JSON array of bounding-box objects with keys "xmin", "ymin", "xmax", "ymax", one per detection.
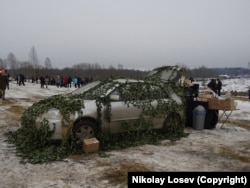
[{"xmin": 1, "ymin": 0, "xmax": 250, "ymax": 70}]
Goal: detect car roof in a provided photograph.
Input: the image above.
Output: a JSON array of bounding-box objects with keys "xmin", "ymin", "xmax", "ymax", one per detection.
[
  {"xmin": 112, "ymin": 78, "xmax": 144, "ymax": 83},
  {"xmin": 68, "ymin": 78, "xmax": 144, "ymax": 96},
  {"xmin": 146, "ymin": 65, "xmax": 185, "ymax": 83}
]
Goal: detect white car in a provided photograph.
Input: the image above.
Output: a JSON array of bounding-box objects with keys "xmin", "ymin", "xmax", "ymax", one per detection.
[{"xmin": 22, "ymin": 78, "xmax": 185, "ymax": 146}]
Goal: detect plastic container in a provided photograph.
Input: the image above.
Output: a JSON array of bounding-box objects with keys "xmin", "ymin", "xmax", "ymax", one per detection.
[{"xmin": 192, "ymin": 105, "xmax": 206, "ymax": 130}]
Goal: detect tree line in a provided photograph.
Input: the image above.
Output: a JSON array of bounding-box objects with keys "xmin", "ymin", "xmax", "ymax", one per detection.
[{"xmin": 1, "ymin": 47, "xmax": 250, "ymax": 81}]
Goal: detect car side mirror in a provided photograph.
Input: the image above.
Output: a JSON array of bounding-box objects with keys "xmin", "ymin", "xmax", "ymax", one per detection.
[{"xmin": 110, "ymin": 94, "xmax": 120, "ymax": 101}]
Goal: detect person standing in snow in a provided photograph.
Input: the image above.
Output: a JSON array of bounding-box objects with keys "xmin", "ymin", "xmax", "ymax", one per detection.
[
  {"xmin": 55, "ymin": 75, "xmax": 61, "ymax": 88},
  {"xmin": 217, "ymin": 78, "xmax": 222, "ymax": 96},
  {"xmin": 18, "ymin": 74, "xmax": 25, "ymax": 86},
  {"xmin": 40, "ymin": 75, "xmax": 45, "ymax": 88},
  {"xmin": 45, "ymin": 75, "xmax": 49, "ymax": 89},
  {"xmin": 68, "ymin": 76, "xmax": 72, "ymax": 88},
  {"xmin": 207, "ymin": 79, "xmax": 217, "ymax": 93},
  {"xmin": 248, "ymin": 87, "xmax": 250, "ymax": 100},
  {"xmin": 73, "ymin": 76, "xmax": 78, "ymax": 88},
  {"xmin": 0, "ymin": 70, "xmax": 9, "ymax": 100}
]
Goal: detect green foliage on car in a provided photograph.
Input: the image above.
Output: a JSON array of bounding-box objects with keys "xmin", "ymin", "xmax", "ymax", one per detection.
[{"xmin": 5, "ymin": 66, "xmax": 187, "ymax": 164}]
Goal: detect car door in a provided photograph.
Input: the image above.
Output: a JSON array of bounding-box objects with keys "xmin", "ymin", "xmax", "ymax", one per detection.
[
  {"xmin": 104, "ymin": 83, "xmax": 143, "ymax": 133},
  {"xmin": 103, "ymin": 82, "xmax": 168, "ymax": 133}
]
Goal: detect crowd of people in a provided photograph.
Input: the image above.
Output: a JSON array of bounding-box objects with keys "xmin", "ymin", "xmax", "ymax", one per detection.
[
  {"xmin": 15, "ymin": 74, "xmax": 93, "ymax": 89},
  {"xmin": 1, "ymin": 69, "xmax": 250, "ymax": 100},
  {"xmin": 43, "ymin": 75, "xmax": 93, "ymax": 89},
  {"xmin": 0, "ymin": 69, "xmax": 94, "ymax": 100}
]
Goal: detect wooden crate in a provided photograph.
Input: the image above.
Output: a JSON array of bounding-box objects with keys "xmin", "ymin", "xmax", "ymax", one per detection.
[{"xmin": 208, "ymin": 98, "xmax": 237, "ymax": 110}]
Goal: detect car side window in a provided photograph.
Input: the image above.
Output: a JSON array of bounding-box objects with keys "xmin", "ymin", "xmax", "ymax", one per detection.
[
  {"xmin": 110, "ymin": 89, "xmax": 123, "ymax": 101},
  {"xmin": 110, "ymin": 82, "xmax": 169, "ymax": 101},
  {"xmin": 148, "ymin": 85, "xmax": 169, "ymax": 100},
  {"xmin": 150, "ymin": 86, "xmax": 162, "ymax": 99},
  {"xmin": 126, "ymin": 83, "xmax": 169, "ymax": 101},
  {"xmin": 162, "ymin": 91, "xmax": 169, "ymax": 99},
  {"xmin": 118, "ymin": 83, "xmax": 144, "ymax": 101}
]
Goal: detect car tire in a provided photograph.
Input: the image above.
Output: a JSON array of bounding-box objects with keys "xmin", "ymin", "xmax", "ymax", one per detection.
[
  {"xmin": 204, "ymin": 110, "xmax": 219, "ymax": 129},
  {"xmin": 72, "ymin": 120, "xmax": 98, "ymax": 146},
  {"xmin": 162, "ymin": 113, "xmax": 181, "ymax": 133}
]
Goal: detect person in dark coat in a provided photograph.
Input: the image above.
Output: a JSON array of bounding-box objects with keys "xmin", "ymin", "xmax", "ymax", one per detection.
[
  {"xmin": 68, "ymin": 76, "xmax": 72, "ymax": 88},
  {"xmin": 40, "ymin": 75, "xmax": 45, "ymax": 88},
  {"xmin": 77, "ymin": 77, "xmax": 81, "ymax": 88},
  {"xmin": 217, "ymin": 78, "xmax": 222, "ymax": 96},
  {"xmin": 19, "ymin": 74, "xmax": 25, "ymax": 86},
  {"xmin": 207, "ymin": 79, "xmax": 217, "ymax": 93},
  {"xmin": 0, "ymin": 71, "xmax": 9, "ymax": 100},
  {"xmin": 248, "ymin": 87, "xmax": 250, "ymax": 100}
]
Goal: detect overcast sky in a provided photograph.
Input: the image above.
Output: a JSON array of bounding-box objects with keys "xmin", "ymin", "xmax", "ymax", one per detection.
[{"xmin": 1, "ymin": 0, "xmax": 250, "ymax": 70}]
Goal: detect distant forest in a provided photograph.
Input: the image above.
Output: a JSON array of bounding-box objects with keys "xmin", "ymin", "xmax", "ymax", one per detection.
[
  {"xmin": 1, "ymin": 49, "xmax": 250, "ymax": 80},
  {"xmin": 189, "ymin": 66, "xmax": 250, "ymax": 79},
  {"xmin": 4, "ymin": 64, "xmax": 250, "ymax": 82}
]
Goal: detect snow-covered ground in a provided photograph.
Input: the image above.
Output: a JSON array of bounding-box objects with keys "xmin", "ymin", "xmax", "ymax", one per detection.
[{"xmin": 0, "ymin": 79, "xmax": 249, "ymax": 188}]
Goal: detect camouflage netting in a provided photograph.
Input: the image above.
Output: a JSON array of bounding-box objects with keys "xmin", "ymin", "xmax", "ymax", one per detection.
[{"xmin": 5, "ymin": 66, "xmax": 188, "ymax": 164}]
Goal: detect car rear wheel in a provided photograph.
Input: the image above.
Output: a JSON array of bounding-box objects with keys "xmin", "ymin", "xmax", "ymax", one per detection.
[
  {"xmin": 162, "ymin": 113, "xmax": 181, "ymax": 133},
  {"xmin": 72, "ymin": 120, "xmax": 98, "ymax": 146},
  {"xmin": 204, "ymin": 110, "xmax": 218, "ymax": 129}
]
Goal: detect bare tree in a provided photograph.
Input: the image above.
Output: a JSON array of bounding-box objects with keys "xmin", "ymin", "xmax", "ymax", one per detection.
[
  {"xmin": 44, "ymin": 57, "xmax": 52, "ymax": 69},
  {"xmin": 108, "ymin": 64, "xmax": 116, "ymax": 69},
  {"xmin": 72, "ymin": 62, "xmax": 102, "ymax": 70},
  {"xmin": 29, "ymin": 46, "xmax": 40, "ymax": 76},
  {"xmin": 29, "ymin": 46, "xmax": 39, "ymax": 67},
  {"xmin": 0, "ymin": 58, "xmax": 5, "ymax": 69},
  {"xmin": 7, "ymin": 53, "xmax": 17, "ymax": 69},
  {"xmin": 19, "ymin": 61, "xmax": 33, "ymax": 68},
  {"xmin": 7, "ymin": 52, "xmax": 18, "ymax": 76},
  {"xmin": 18, "ymin": 61, "xmax": 33, "ymax": 77},
  {"xmin": 118, "ymin": 64, "xmax": 123, "ymax": 70}
]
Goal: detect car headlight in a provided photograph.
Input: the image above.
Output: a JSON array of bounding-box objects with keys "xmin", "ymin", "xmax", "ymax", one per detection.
[{"xmin": 36, "ymin": 108, "xmax": 63, "ymax": 140}]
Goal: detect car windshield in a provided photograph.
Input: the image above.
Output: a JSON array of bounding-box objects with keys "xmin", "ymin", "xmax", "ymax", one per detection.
[
  {"xmin": 66, "ymin": 79, "xmax": 118, "ymax": 100},
  {"xmin": 71, "ymin": 79, "xmax": 145, "ymax": 100},
  {"xmin": 69, "ymin": 78, "xmax": 171, "ymax": 101},
  {"xmin": 83, "ymin": 79, "xmax": 124, "ymax": 100},
  {"xmin": 69, "ymin": 81, "xmax": 101, "ymax": 95}
]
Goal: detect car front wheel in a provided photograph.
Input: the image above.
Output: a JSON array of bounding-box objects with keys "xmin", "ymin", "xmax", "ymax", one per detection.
[
  {"xmin": 72, "ymin": 120, "xmax": 98, "ymax": 146},
  {"xmin": 162, "ymin": 113, "xmax": 182, "ymax": 133}
]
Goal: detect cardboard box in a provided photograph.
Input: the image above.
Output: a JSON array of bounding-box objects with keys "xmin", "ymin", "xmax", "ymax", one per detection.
[
  {"xmin": 197, "ymin": 97, "xmax": 208, "ymax": 102},
  {"xmin": 197, "ymin": 93, "xmax": 212, "ymax": 102},
  {"xmin": 220, "ymin": 99, "xmax": 237, "ymax": 110},
  {"xmin": 208, "ymin": 98, "xmax": 237, "ymax": 110},
  {"xmin": 207, "ymin": 98, "xmax": 220, "ymax": 110},
  {"xmin": 82, "ymin": 137, "xmax": 99, "ymax": 153}
]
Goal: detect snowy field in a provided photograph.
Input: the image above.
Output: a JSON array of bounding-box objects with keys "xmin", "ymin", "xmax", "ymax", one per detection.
[{"xmin": 0, "ymin": 78, "xmax": 250, "ymax": 188}]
